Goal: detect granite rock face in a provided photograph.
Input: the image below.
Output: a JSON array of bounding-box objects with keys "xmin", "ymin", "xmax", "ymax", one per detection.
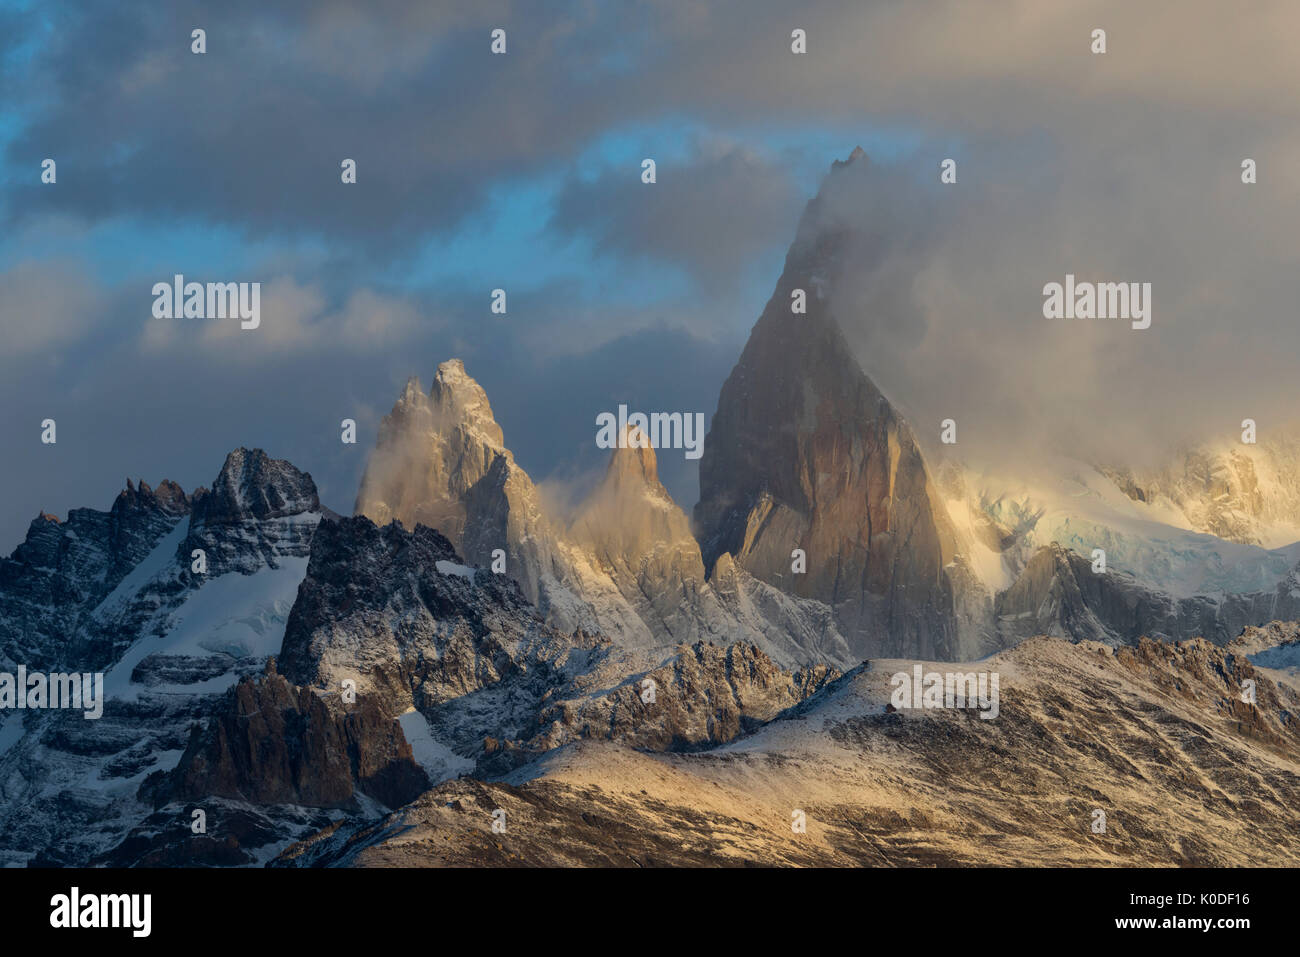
[{"xmin": 694, "ymin": 152, "xmax": 979, "ymax": 661}]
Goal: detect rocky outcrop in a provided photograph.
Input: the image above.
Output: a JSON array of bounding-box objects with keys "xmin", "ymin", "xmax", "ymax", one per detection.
[
  {"xmin": 279, "ymin": 632, "xmax": 1300, "ymax": 868},
  {"xmin": 996, "ymin": 541, "xmax": 1300, "ymax": 647},
  {"xmin": 278, "ymin": 514, "xmax": 602, "ymax": 713},
  {"xmin": 1114, "ymin": 636, "xmax": 1299, "ymax": 750},
  {"xmin": 1229, "ymin": 620, "xmax": 1300, "ymax": 653},
  {"xmin": 163, "ymin": 659, "xmax": 428, "ymax": 812},
  {"xmin": 530, "ymin": 640, "xmax": 839, "ymax": 754},
  {"xmin": 706, "ymin": 552, "xmax": 856, "ymax": 665}
]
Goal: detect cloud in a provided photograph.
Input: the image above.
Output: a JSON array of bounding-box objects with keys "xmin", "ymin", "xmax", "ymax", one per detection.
[
  {"xmin": 139, "ymin": 276, "xmax": 432, "ymax": 355},
  {"xmin": 6, "ymin": 0, "xmax": 1300, "ymax": 548},
  {"xmin": 0, "ymin": 0, "xmax": 657, "ymax": 255},
  {"xmin": 0, "ymin": 259, "xmax": 100, "ymax": 358},
  {"xmin": 797, "ymin": 132, "xmax": 1300, "ymax": 470},
  {"xmin": 7, "ymin": 0, "xmax": 1300, "ymax": 256},
  {"xmin": 551, "ymin": 135, "xmax": 803, "ymax": 292}
]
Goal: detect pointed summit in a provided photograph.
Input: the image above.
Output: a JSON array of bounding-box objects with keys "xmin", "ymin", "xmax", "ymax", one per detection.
[
  {"xmin": 356, "ymin": 360, "xmax": 513, "ymax": 534},
  {"xmin": 693, "ymin": 161, "xmax": 975, "ymax": 660},
  {"xmin": 430, "ymin": 358, "xmax": 503, "ymax": 446},
  {"xmin": 399, "ymin": 375, "xmax": 424, "ymax": 403},
  {"xmin": 831, "ymin": 145, "xmax": 868, "ymax": 171},
  {"xmin": 572, "ymin": 424, "xmax": 694, "ymax": 561},
  {"xmin": 195, "ymin": 448, "xmax": 319, "ymax": 524},
  {"xmin": 604, "ymin": 425, "xmax": 663, "ymax": 492},
  {"xmin": 184, "ymin": 449, "xmax": 321, "ymax": 576},
  {"xmin": 111, "ymin": 475, "xmax": 190, "ymax": 519}
]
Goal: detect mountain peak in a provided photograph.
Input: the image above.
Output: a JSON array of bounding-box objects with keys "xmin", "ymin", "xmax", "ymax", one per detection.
[
  {"xmin": 400, "ymin": 375, "xmax": 424, "ymax": 403},
  {"xmin": 356, "ymin": 360, "xmax": 526, "ymax": 560},
  {"xmin": 693, "ymin": 162, "xmax": 971, "ymax": 659},
  {"xmin": 831, "ymin": 145, "xmax": 868, "ymax": 172},
  {"xmin": 429, "ymin": 359, "xmax": 503, "ymax": 447},
  {"xmin": 606, "ymin": 425, "xmax": 661, "ymax": 490},
  {"xmin": 194, "ymin": 448, "xmax": 320, "ymax": 524}
]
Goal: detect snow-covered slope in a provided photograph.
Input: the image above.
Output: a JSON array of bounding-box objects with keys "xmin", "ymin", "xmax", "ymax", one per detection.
[
  {"xmin": 0, "ymin": 449, "xmax": 330, "ymax": 866},
  {"xmin": 949, "ymin": 456, "xmax": 1300, "ymax": 600},
  {"xmin": 1103, "ymin": 435, "xmax": 1300, "ymax": 548},
  {"xmin": 275, "ymin": 633, "xmax": 1300, "ymax": 867}
]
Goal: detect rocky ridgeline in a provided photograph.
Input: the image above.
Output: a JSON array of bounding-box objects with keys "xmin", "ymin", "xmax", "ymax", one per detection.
[
  {"xmin": 11, "ymin": 150, "xmax": 1300, "ymax": 867},
  {"xmin": 1, "ymin": 478, "xmax": 191, "ymax": 671},
  {"xmin": 1114, "ymin": 636, "xmax": 1300, "ymax": 752},
  {"xmin": 519, "ymin": 640, "xmax": 838, "ymax": 759},
  {"xmin": 995, "ymin": 542, "xmax": 1300, "ymax": 646},
  {"xmin": 354, "ymin": 359, "xmax": 860, "ymax": 670},
  {"xmin": 348, "ymin": 154, "xmax": 1300, "ymax": 667},
  {"xmin": 2, "ymin": 484, "xmax": 840, "ymax": 865}
]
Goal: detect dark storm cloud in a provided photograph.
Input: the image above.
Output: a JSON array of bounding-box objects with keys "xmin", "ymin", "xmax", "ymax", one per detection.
[
  {"xmin": 551, "ymin": 137, "xmax": 804, "ymax": 293},
  {"xmin": 1, "ymin": 0, "xmax": 666, "ymax": 254},
  {"xmin": 8, "ymin": 0, "xmax": 1300, "ymax": 258}
]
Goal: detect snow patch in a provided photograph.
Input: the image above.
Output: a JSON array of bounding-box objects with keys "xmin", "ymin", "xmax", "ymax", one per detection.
[
  {"xmin": 435, "ymin": 559, "xmax": 475, "ymax": 580},
  {"xmin": 102, "ymin": 557, "xmax": 309, "ymax": 702},
  {"xmin": 397, "ymin": 710, "xmax": 475, "ymax": 784}
]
